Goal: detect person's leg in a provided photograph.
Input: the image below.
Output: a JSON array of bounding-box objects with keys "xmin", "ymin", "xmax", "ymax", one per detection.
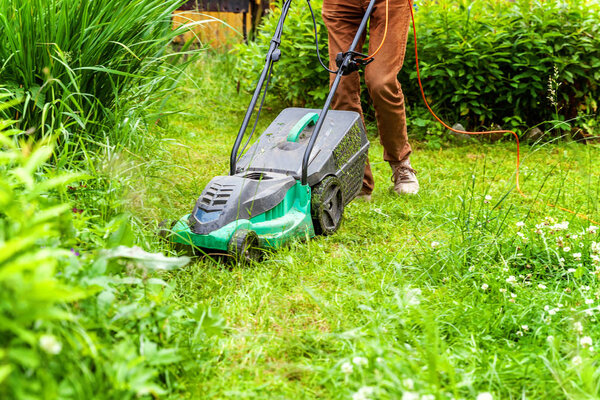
[
  {"xmin": 363, "ymin": 0, "xmax": 418, "ymax": 194},
  {"xmin": 322, "ymin": 0, "xmax": 375, "ymax": 195}
]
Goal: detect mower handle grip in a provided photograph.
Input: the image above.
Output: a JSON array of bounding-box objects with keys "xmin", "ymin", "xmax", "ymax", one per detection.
[{"xmin": 287, "ymin": 112, "xmax": 319, "ymax": 142}]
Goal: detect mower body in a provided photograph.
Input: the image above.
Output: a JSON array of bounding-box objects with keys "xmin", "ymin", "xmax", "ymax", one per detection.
[{"xmin": 170, "ymin": 108, "xmax": 369, "ymax": 255}]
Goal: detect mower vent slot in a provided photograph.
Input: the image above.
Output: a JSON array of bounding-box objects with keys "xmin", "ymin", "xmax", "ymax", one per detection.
[
  {"xmin": 333, "ymin": 125, "xmax": 362, "ymax": 170},
  {"xmin": 331, "ymin": 124, "xmax": 364, "ymax": 203},
  {"xmin": 197, "ymin": 182, "xmax": 236, "ymax": 213},
  {"xmin": 243, "ymin": 172, "xmax": 271, "ymax": 181},
  {"xmin": 340, "ymin": 153, "xmax": 366, "ymax": 202}
]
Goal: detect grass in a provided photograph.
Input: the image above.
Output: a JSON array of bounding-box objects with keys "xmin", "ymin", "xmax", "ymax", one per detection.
[
  {"xmin": 2, "ymin": 2, "xmax": 598, "ymax": 396},
  {"xmin": 0, "ymin": 0, "xmax": 195, "ymax": 158},
  {"xmin": 115, "ymin": 53, "xmax": 600, "ymax": 399}
]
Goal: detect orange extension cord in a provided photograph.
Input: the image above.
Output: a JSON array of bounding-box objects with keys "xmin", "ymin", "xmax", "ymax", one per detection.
[{"xmin": 388, "ymin": 0, "xmax": 600, "ymax": 225}]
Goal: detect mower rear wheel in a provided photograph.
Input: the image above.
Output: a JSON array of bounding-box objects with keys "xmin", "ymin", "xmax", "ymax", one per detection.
[
  {"xmin": 311, "ymin": 176, "xmax": 344, "ymax": 236},
  {"xmin": 158, "ymin": 219, "xmax": 175, "ymax": 240},
  {"xmin": 228, "ymin": 229, "xmax": 262, "ymax": 263}
]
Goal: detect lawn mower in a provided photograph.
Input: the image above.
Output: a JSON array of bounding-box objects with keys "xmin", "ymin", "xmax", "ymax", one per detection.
[{"xmin": 166, "ymin": 0, "xmax": 378, "ymax": 261}]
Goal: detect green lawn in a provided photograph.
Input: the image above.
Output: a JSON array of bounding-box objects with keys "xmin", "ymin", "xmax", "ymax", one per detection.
[{"xmin": 142, "ymin": 56, "xmax": 600, "ymax": 399}]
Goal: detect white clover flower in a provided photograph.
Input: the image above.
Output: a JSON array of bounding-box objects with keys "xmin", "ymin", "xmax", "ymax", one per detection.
[
  {"xmin": 402, "ymin": 392, "xmax": 419, "ymax": 400},
  {"xmin": 547, "ymin": 335, "xmax": 555, "ymax": 343},
  {"xmin": 564, "ymin": 246, "xmax": 571, "ymax": 252},
  {"xmin": 585, "ymin": 299, "xmax": 594, "ymax": 305},
  {"xmin": 468, "ymin": 266, "xmax": 475, "ymax": 272},
  {"xmin": 431, "ymin": 241, "xmax": 440, "ymax": 248},
  {"xmin": 485, "ymin": 195, "xmax": 492, "ymax": 201},
  {"xmin": 39, "ymin": 335, "xmax": 62, "ymax": 355},
  {"xmin": 517, "ymin": 232, "xmax": 526, "ymax": 239},
  {"xmin": 592, "ymin": 242, "xmax": 600, "ymax": 254},
  {"xmin": 580, "ymin": 336, "xmax": 593, "ymax": 348},
  {"xmin": 341, "ymin": 361, "xmax": 353, "ymax": 375},
  {"xmin": 477, "ymin": 392, "xmax": 494, "ymax": 400},
  {"xmin": 499, "ymin": 288, "xmax": 507, "ymax": 293},
  {"xmin": 588, "ymin": 225, "xmax": 598, "ymax": 234},
  {"xmin": 573, "ymin": 253, "xmax": 582, "ymax": 260},
  {"xmin": 548, "ymin": 308, "xmax": 558, "ymax": 315},
  {"xmin": 506, "ymin": 275, "xmax": 517, "ymax": 284},
  {"xmin": 516, "ymin": 331, "xmax": 523, "ymax": 337},
  {"xmin": 510, "ymin": 292, "xmax": 517, "ymax": 298},
  {"xmin": 406, "ymin": 288, "xmax": 422, "ymax": 306},
  {"xmin": 516, "ymin": 221, "xmax": 525, "ymax": 227},
  {"xmin": 538, "ymin": 283, "xmax": 547, "ymax": 289},
  {"xmin": 567, "ymin": 268, "xmax": 576, "ymax": 273},
  {"xmin": 553, "ymin": 221, "xmax": 569, "ymax": 231},
  {"xmin": 352, "ymin": 357, "xmax": 368, "ymax": 367},
  {"xmin": 574, "ymin": 321, "xmax": 583, "ymax": 334},
  {"xmin": 544, "ymin": 305, "xmax": 550, "ymax": 311},
  {"xmin": 481, "ymin": 283, "xmax": 489, "ymax": 291},
  {"xmin": 403, "ymin": 378, "xmax": 414, "ymax": 390},
  {"xmin": 522, "ymin": 325, "xmax": 529, "ymax": 331},
  {"xmin": 572, "ymin": 355, "xmax": 582, "ymax": 365},
  {"xmin": 353, "ymin": 386, "xmax": 375, "ymax": 400}
]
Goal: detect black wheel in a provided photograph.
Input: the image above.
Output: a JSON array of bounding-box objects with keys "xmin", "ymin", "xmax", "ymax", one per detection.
[
  {"xmin": 159, "ymin": 220, "xmax": 195, "ymax": 255},
  {"xmin": 158, "ymin": 219, "xmax": 176, "ymax": 240},
  {"xmin": 228, "ymin": 229, "xmax": 262, "ymax": 263},
  {"xmin": 311, "ymin": 176, "xmax": 344, "ymax": 236}
]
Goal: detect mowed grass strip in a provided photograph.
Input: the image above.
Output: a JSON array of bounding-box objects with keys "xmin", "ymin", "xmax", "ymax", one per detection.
[{"xmin": 144, "ymin": 56, "xmax": 600, "ymax": 399}]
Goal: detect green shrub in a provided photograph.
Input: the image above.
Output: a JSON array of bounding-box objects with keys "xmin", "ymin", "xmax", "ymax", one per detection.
[
  {"xmin": 235, "ymin": 0, "xmax": 600, "ymax": 136},
  {"xmin": 400, "ymin": 0, "xmax": 600, "ymax": 133},
  {"xmin": 0, "ymin": 106, "xmax": 221, "ymax": 399},
  {"xmin": 0, "ymin": 0, "xmax": 194, "ymax": 151},
  {"xmin": 234, "ymin": 0, "xmax": 330, "ymax": 106}
]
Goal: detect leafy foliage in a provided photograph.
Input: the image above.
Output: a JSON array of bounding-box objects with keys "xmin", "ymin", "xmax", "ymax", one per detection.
[
  {"xmin": 400, "ymin": 0, "xmax": 600, "ymax": 133},
  {"xmin": 235, "ymin": 0, "xmax": 600, "ymax": 136},
  {"xmin": 0, "ymin": 108, "xmax": 222, "ymax": 399},
  {"xmin": 234, "ymin": 0, "xmax": 330, "ymax": 106}
]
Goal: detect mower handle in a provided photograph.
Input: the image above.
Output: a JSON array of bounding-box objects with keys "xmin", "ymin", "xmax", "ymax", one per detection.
[
  {"xmin": 230, "ymin": 0, "xmax": 293, "ymax": 176},
  {"xmin": 230, "ymin": 0, "xmax": 377, "ymax": 185}
]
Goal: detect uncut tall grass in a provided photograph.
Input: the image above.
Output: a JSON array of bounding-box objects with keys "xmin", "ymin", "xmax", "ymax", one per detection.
[{"xmin": 0, "ymin": 0, "xmax": 193, "ymax": 151}]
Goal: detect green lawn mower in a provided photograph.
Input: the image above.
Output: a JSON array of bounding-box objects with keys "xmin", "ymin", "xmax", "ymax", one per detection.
[{"xmin": 166, "ymin": 0, "xmax": 378, "ymax": 261}]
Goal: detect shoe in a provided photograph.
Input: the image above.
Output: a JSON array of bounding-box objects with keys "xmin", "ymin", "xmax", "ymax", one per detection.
[
  {"xmin": 355, "ymin": 188, "xmax": 372, "ymax": 202},
  {"xmin": 390, "ymin": 159, "xmax": 419, "ymax": 195}
]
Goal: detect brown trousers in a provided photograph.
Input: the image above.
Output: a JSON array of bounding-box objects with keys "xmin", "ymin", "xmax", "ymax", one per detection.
[{"xmin": 322, "ymin": 0, "xmax": 412, "ymax": 194}]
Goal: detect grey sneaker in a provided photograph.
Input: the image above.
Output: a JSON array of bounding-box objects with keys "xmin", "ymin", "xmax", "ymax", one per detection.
[{"xmin": 390, "ymin": 159, "xmax": 419, "ymax": 195}]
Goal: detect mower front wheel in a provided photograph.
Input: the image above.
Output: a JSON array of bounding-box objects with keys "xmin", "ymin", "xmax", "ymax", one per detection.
[
  {"xmin": 311, "ymin": 175, "xmax": 344, "ymax": 236},
  {"xmin": 228, "ymin": 229, "xmax": 262, "ymax": 263}
]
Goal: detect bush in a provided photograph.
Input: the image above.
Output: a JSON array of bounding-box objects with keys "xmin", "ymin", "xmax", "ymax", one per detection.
[
  {"xmin": 234, "ymin": 0, "xmax": 330, "ymax": 106},
  {"xmin": 0, "ymin": 0, "xmax": 194, "ymax": 151},
  {"xmin": 400, "ymin": 0, "xmax": 600, "ymax": 133},
  {"xmin": 0, "ymin": 106, "xmax": 222, "ymax": 399},
  {"xmin": 235, "ymin": 0, "xmax": 600, "ymax": 135}
]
